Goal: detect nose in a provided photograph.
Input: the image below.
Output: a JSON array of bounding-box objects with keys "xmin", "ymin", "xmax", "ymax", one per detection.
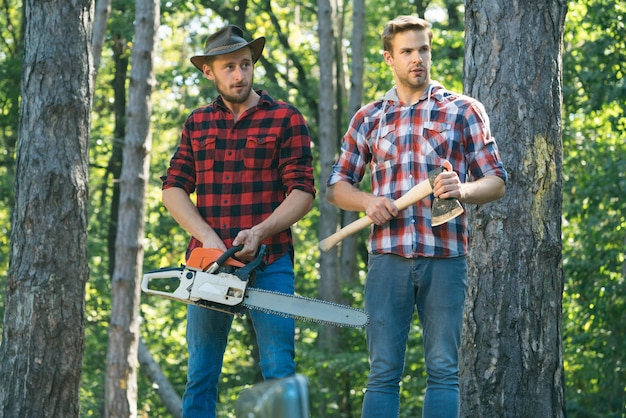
[
  {"xmin": 232, "ymin": 66, "xmax": 243, "ymax": 80},
  {"xmin": 411, "ymin": 51, "xmax": 422, "ymax": 64}
]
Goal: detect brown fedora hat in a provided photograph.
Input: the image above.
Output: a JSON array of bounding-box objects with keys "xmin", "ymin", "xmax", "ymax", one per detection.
[{"xmin": 190, "ymin": 25, "xmax": 265, "ymax": 72}]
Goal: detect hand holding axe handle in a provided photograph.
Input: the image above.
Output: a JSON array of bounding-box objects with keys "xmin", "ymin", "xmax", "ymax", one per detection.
[{"xmin": 318, "ymin": 161, "xmax": 464, "ymax": 252}]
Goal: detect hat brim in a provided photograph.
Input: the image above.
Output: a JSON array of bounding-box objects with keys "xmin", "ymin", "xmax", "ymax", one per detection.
[{"xmin": 190, "ymin": 37, "xmax": 265, "ymax": 72}]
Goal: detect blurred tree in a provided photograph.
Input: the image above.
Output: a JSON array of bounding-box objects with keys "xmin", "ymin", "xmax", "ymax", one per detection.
[{"xmin": 104, "ymin": 0, "xmax": 159, "ymax": 416}]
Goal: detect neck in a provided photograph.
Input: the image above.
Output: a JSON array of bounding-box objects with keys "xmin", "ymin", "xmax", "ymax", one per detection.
[
  {"xmin": 225, "ymin": 90, "xmax": 261, "ymax": 121},
  {"xmin": 395, "ymin": 79, "xmax": 431, "ymax": 105}
]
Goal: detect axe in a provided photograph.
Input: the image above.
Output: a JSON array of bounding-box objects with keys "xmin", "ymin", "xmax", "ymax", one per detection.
[{"xmin": 319, "ymin": 161, "xmax": 464, "ymax": 252}]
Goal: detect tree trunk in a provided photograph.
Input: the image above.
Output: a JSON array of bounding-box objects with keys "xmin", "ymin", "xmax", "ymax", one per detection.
[
  {"xmin": 339, "ymin": 0, "xmax": 365, "ymax": 294},
  {"xmin": 92, "ymin": 0, "xmax": 111, "ymax": 85},
  {"xmin": 460, "ymin": 1, "xmax": 568, "ymax": 417},
  {"xmin": 316, "ymin": 0, "xmax": 341, "ymax": 353},
  {"xmin": 104, "ymin": 0, "xmax": 158, "ymax": 416},
  {"xmin": 0, "ymin": 0, "xmax": 93, "ymax": 416}
]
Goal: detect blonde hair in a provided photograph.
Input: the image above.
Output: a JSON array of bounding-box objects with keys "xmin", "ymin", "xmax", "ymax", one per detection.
[{"xmin": 382, "ymin": 15, "xmax": 432, "ymax": 52}]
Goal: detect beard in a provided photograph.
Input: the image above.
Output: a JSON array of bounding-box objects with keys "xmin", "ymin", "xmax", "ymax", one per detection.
[
  {"xmin": 215, "ymin": 80, "xmax": 253, "ymax": 105},
  {"xmin": 401, "ymin": 65, "xmax": 429, "ymax": 89}
]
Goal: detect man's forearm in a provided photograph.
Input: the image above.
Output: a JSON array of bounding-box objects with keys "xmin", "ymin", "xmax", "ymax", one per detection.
[
  {"xmin": 460, "ymin": 175, "xmax": 506, "ymax": 205},
  {"xmin": 251, "ymin": 189, "xmax": 314, "ymax": 241},
  {"xmin": 162, "ymin": 187, "xmax": 223, "ymax": 248}
]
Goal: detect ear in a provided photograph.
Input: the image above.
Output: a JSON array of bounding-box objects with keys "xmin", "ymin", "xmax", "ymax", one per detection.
[
  {"xmin": 202, "ymin": 64, "xmax": 214, "ymax": 80},
  {"xmin": 383, "ymin": 50, "xmax": 393, "ymax": 66}
]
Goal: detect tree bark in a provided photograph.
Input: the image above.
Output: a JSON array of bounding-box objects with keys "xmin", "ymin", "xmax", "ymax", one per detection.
[
  {"xmin": 316, "ymin": 0, "xmax": 341, "ymax": 353},
  {"xmin": 460, "ymin": 1, "xmax": 568, "ymax": 417},
  {"xmin": 92, "ymin": 0, "xmax": 111, "ymax": 86},
  {"xmin": 104, "ymin": 0, "xmax": 158, "ymax": 415},
  {"xmin": 339, "ymin": 0, "xmax": 365, "ymax": 294},
  {"xmin": 0, "ymin": 0, "xmax": 93, "ymax": 416}
]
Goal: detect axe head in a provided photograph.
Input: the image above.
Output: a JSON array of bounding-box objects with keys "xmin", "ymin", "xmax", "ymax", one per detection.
[{"xmin": 428, "ymin": 164, "xmax": 464, "ymax": 227}]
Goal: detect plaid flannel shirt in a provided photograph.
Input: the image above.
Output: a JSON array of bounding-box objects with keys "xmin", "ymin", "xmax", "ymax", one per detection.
[
  {"xmin": 162, "ymin": 90, "xmax": 316, "ymax": 264},
  {"xmin": 328, "ymin": 82, "xmax": 507, "ymax": 258}
]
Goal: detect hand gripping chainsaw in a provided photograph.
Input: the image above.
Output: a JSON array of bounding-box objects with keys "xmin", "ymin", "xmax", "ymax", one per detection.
[{"xmin": 141, "ymin": 245, "xmax": 369, "ymax": 328}]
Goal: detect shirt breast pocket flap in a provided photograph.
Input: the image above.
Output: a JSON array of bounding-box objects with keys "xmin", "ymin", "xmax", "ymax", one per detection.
[
  {"xmin": 372, "ymin": 124, "xmax": 397, "ymax": 162},
  {"xmin": 196, "ymin": 136, "xmax": 217, "ymax": 171},
  {"xmin": 422, "ymin": 122, "xmax": 451, "ymax": 148},
  {"xmin": 244, "ymin": 135, "xmax": 278, "ymax": 169}
]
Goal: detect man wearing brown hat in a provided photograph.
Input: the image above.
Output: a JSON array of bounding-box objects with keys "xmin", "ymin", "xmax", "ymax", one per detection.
[{"xmin": 161, "ymin": 24, "xmax": 316, "ymax": 417}]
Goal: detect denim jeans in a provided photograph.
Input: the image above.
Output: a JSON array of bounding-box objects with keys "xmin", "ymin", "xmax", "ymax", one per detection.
[
  {"xmin": 361, "ymin": 253, "xmax": 468, "ymax": 418},
  {"xmin": 182, "ymin": 253, "xmax": 296, "ymax": 418}
]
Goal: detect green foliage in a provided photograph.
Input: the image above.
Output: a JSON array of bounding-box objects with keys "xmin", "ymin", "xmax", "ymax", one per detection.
[
  {"xmin": 561, "ymin": 1, "xmax": 626, "ymax": 416},
  {"xmin": 0, "ymin": 0, "xmax": 22, "ymax": 326},
  {"xmin": 562, "ymin": 103, "xmax": 625, "ymax": 416}
]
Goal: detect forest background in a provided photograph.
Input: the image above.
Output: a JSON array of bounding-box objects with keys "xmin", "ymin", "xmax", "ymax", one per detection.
[{"xmin": 0, "ymin": 0, "xmax": 624, "ymax": 417}]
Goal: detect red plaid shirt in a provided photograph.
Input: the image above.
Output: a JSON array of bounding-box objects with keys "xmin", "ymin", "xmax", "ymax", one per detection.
[
  {"xmin": 162, "ymin": 90, "xmax": 316, "ymax": 264},
  {"xmin": 328, "ymin": 82, "xmax": 507, "ymax": 258}
]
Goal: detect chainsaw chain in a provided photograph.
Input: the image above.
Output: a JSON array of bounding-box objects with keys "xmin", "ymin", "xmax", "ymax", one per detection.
[{"xmin": 242, "ymin": 288, "xmax": 369, "ymax": 328}]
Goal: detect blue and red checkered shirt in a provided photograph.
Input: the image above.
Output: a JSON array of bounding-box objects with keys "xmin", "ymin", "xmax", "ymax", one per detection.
[
  {"xmin": 328, "ymin": 82, "xmax": 507, "ymax": 258},
  {"xmin": 162, "ymin": 90, "xmax": 316, "ymax": 264}
]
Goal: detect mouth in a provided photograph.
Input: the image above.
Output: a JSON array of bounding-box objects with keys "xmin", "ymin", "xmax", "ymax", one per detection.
[{"xmin": 412, "ymin": 66, "xmax": 425, "ymax": 76}]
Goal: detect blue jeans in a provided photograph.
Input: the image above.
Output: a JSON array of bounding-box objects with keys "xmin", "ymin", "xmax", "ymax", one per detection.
[
  {"xmin": 361, "ymin": 253, "xmax": 467, "ymax": 418},
  {"xmin": 182, "ymin": 253, "xmax": 296, "ymax": 418}
]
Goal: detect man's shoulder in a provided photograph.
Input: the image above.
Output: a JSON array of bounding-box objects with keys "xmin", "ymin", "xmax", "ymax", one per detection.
[
  {"xmin": 431, "ymin": 82, "xmax": 481, "ymax": 104},
  {"xmin": 258, "ymin": 90, "xmax": 304, "ymax": 114}
]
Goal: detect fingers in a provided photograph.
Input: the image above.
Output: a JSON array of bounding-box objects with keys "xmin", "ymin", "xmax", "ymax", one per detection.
[
  {"xmin": 433, "ymin": 170, "xmax": 462, "ymax": 199},
  {"xmin": 366, "ymin": 196, "xmax": 398, "ymax": 225},
  {"xmin": 232, "ymin": 230, "xmax": 262, "ymax": 260}
]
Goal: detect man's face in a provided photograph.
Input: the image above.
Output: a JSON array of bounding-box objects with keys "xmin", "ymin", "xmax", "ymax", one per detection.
[
  {"xmin": 203, "ymin": 47, "xmax": 255, "ymax": 104},
  {"xmin": 384, "ymin": 29, "xmax": 432, "ymax": 91}
]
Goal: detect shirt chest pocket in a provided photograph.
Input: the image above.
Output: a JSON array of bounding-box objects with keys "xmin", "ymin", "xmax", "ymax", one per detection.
[
  {"xmin": 195, "ymin": 136, "xmax": 217, "ymax": 172},
  {"xmin": 371, "ymin": 124, "xmax": 398, "ymax": 163},
  {"xmin": 244, "ymin": 135, "xmax": 278, "ymax": 169},
  {"xmin": 421, "ymin": 121, "xmax": 452, "ymax": 156}
]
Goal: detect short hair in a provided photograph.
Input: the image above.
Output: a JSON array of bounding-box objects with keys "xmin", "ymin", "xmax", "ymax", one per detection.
[{"xmin": 382, "ymin": 15, "xmax": 433, "ymax": 52}]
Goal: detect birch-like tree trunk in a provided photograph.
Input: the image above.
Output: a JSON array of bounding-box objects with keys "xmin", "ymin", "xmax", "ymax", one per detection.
[
  {"xmin": 92, "ymin": 0, "xmax": 112, "ymax": 86},
  {"xmin": 316, "ymin": 0, "xmax": 341, "ymax": 353},
  {"xmin": 104, "ymin": 0, "xmax": 159, "ymax": 415},
  {"xmin": 338, "ymin": 0, "xmax": 365, "ymax": 297},
  {"xmin": 460, "ymin": 1, "xmax": 568, "ymax": 416},
  {"xmin": 0, "ymin": 0, "xmax": 93, "ymax": 416}
]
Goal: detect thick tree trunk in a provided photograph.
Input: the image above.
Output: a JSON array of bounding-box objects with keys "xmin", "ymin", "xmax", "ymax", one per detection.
[
  {"xmin": 0, "ymin": 0, "xmax": 93, "ymax": 416},
  {"xmin": 104, "ymin": 0, "xmax": 158, "ymax": 416},
  {"xmin": 460, "ymin": 1, "xmax": 568, "ymax": 417}
]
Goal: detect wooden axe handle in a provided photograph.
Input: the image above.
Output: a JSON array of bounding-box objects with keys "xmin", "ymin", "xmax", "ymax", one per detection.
[{"xmin": 319, "ymin": 179, "xmax": 433, "ymax": 252}]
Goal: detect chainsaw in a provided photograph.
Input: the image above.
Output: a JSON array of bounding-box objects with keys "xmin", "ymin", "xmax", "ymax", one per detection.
[{"xmin": 141, "ymin": 245, "xmax": 369, "ymax": 328}]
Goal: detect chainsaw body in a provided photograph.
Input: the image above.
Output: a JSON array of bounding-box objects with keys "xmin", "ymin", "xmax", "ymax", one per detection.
[
  {"xmin": 142, "ymin": 245, "xmax": 370, "ymax": 327},
  {"xmin": 141, "ymin": 245, "xmax": 266, "ymax": 313}
]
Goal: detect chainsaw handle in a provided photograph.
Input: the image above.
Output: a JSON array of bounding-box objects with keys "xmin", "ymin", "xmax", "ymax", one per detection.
[
  {"xmin": 141, "ymin": 267, "xmax": 192, "ymax": 301},
  {"xmin": 214, "ymin": 244, "xmax": 244, "ymax": 268}
]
